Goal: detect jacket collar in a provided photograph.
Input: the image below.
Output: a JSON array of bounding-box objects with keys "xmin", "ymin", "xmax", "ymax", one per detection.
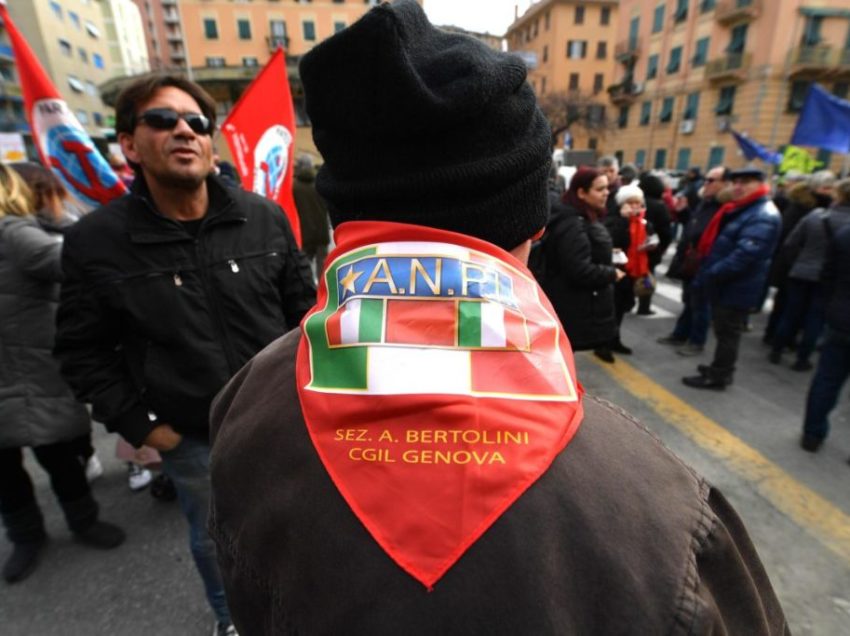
[{"xmin": 127, "ymin": 173, "xmax": 246, "ymax": 244}]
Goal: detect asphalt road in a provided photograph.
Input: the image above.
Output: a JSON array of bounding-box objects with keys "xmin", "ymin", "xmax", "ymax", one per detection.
[{"xmin": 2, "ymin": 274, "xmax": 849, "ymax": 635}]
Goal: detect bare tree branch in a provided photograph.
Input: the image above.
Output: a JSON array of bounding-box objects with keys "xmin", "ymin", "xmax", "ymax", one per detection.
[{"xmin": 537, "ymin": 90, "xmax": 616, "ymax": 145}]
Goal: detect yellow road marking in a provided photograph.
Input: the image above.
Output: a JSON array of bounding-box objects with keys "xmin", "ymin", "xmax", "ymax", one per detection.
[{"xmin": 592, "ymin": 356, "xmax": 850, "ymax": 565}]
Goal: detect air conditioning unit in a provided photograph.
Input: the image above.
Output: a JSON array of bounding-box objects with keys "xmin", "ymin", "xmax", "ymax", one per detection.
[
  {"xmin": 679, "ymin": 119, "xmax": 695, "ymax": 134},
  {"xmin": 632, "ymin": 82, "xmax": 645, "ymax": 95}
]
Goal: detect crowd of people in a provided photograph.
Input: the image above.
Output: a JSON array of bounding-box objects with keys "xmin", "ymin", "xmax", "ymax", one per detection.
[
  {"xmin": 0, "ymin": 2, "xmax": 844, "ymax": 633},
  {"xmin": 538, "ymin": 154, "xmax": 850, "ymax": 455}
]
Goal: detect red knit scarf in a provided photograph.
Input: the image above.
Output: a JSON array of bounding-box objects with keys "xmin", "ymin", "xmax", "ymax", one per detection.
[
  {"xmin": 697, "ymin": 184, "xmax": 771, "ymax": 257},
  {"xmin": 625, "ymin": 212, "xmax": 649, "ymax": 278}
]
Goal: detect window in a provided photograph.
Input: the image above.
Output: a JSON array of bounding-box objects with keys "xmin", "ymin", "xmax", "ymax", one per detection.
[
  {"xmin": 727, "ymin": 24, "xmax": 747, "ymax": 54},
  {"xmin": 206, "ymin": 57, "xmax": 226, "ymax": 67},
  {"xmin": 593, "ymin": 73, "xmax": 604, "ymax": 94},
  {"xmin": 67, "ymin": 76, "xmax": 85, "ymax": 93},
  {"xmin": 667, "ymin": 46, "xmax": 682, "ymax": 73},
  {"xmin": 676, "ymin": 148, "xmax": 692, "ymax": 171},
  {"xmin": 93, "ymin": 112, "xmax": 104, "ymax": 126},
  {"xmin": 788, "ymin": 80, "xmax": 812, "ymax": 112},
  {"xmin": 204, "ymin": 18, "xmax": 219, "ymax": 39},
  {"xmin": 243, "ymin": 57, "xmax": 259, "ymax": 67},
  {"xmin": 708, "ymin": 146, "xmax": 725, "ymax": 168},
  {"xmin": 654, "ymin": 148, "xmax": 667, "ymax": 169},
  {"xmin": 334, "ymin": 21, "xmax": 346, "ymax": 33},
  {"xmin": 715, "ymin": 85, "xmax": 736, "ymax": 115},
  {"xmin": 49, "ymin": 1, "xmax": 63, "ymax": 20},
  {"xmin": 652, "ymin": 5, "xmax": 665, "ymax": 34},
  {"xmin": 540, "ymin": 45, "xmax": 546, "ymax": 63},
  {"xmin": 237, "ymin": 19, "xmax": 251, "ymax": 40},
  {"xmin": 700, "ymin": 0, "xmax": 716, "ymax": 12},
  {"xmin": 801, "ymin": 16, "xmax": 823, "ymax": 47},
  {"xmin": 640, "ymin": 101, "xmax": 652, "ymax": 126},
  {"xmin": 269, "ymin": 19, "xmax": 288, "ymax": 47},
  {"xmin": 58, "ymin": 39, "xmax": 72, "ymax": 57},
  {"xmin": 659, "ymin": 97, "xmax": 674, "ymax": 122},
  {"xmin": 636, "ymin": 149, "xmax": 647, "ymax": 167},
  {"xmin": 69, "ymin": 11, "xmax": 81, "ymax": 29},
  {"xmin": 93, "ymin": 53, "xmax": 104, "ymax": 69},
  {"xmin": 303, "ymin": 20, "xmax": 316, "ymax": 41},
  {"xmin": 647, "ymin": 54, "xmax": 659, "ymax": 80},
  {"xmin": 588, "ymin": 105, "xmax": 606, "ymax": 124},
  {"xmin": 693, "ymin": 37, "xmax": 709, "ymax": 67},
  {"xmin": 575, "ymin": 5, "xmax": 585, "ymax": 25},
  {"xmin": 600, "ymin": 7, "xmax": 611, "ymax": 26},
  {"xmin": 567, "ymin": 40, "xmax": 587, "ymax": 59},
  {"xmin": 545, "ymin": 11, "xmax": 550, "ymax": 30},
  {"xmin": 683, "ymin": 91, "xmax": 700, "ymax": 119},
  {"xmin": 541, "ymin": 77, "xmax": 546, "ymax": 94},
  {"xmin": 569, "ymin": 73, "xmax": 580, "ymax": 90},
  {"xmin": 618, "ymin": 106, "xmax": 630, "ymax": 128},
  {"xmin": 76, "ymin": 109, "xmax": 89, "ymax": 125},
  {"xmin": 673, "ymin": 0, "xmax": 688, "ymax": 23},
  {"xmin": 78, "ymin": 47, "xmax": 89, "ymax": 63},
  {"xmin": 596, "ymin": 41, "xmax": 607, "ymax": 59},
  {"xmin": 628, "ymin": 17, "xmax": 640, "ymax": 49},
  {"xmin": 588, "ymin": 138, "xmax": 598, "ymax": 151}
]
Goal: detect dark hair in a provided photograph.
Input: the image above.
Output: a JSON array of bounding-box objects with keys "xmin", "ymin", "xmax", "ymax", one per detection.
[
  {"xmin": 10, "ymin": 162, "xmax": 67, "ymax": 217},
  {"xmin": 563, "ymin": 167, "xmax": 606, "ymax": 219},
  {"xmin": 114, "ymin": 74, "xmax": 217, "ymax": 136}
]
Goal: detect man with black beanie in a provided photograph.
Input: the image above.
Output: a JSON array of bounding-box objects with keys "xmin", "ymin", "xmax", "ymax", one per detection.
[{"xmin": 207, "ymin": 2, "xmax": 787, "ymax": 634}]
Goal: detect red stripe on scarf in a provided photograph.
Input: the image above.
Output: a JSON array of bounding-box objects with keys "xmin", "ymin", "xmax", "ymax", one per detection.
[
  {"xmin": 625, "ymin": 212, "xmax": 649, "ymax": 278},
  {"xmin": 697, "ymin": 184, "xmax": 771, "ymax": 258}
]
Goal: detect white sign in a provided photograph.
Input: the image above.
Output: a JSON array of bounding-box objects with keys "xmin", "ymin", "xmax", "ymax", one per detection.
[{"xmin": 0, "ymin": 132, "xmax": 26, "ymax": 162}]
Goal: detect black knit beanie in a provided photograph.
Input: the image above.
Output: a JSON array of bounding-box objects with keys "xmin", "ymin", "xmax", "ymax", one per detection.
[{"xmin": 299, "ymin": 0, "xmax": 552, "ymax": 251}]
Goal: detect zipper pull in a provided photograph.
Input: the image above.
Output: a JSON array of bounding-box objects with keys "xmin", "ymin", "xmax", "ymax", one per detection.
[
  {"xmin": 229, "ymin": 259, "xmax": 240, "ymax": 273},
  {"xmin": 173, "ymin": 273, "xmax": 183, "ymax": 287}
]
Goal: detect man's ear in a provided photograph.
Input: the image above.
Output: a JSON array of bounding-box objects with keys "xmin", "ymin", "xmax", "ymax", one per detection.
[{"xmin": 118, "ymin": 132, "xmax": 139, "ymax": 166}]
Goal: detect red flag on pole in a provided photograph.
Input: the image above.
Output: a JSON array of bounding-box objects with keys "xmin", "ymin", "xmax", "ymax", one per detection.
[
  {"xmin": 221, "ymin": 48, "xmax": 302, "ymax": 246},
  {"xmin": 0, "ymin": 0, "xmax": 126, "ymax": 209}
]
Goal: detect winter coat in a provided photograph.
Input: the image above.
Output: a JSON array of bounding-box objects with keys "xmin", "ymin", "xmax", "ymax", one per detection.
[
  {"xmin": 668, "ymin": 197, "xmax": 722, "ymax": 280},
  {"xmin": 292, "ymin": 166, "xmax": 330, "ymax": 256},
  {"xmin": 693, "ymin": 195, "xmax": 781, "ymax": 310},
  {"xmin": 0, "ymin": 215, "xmax": 89, "ymax": 449},
  {"xmin": 54, "ymin": 175, "xmax": 317, "ymax": 447},
  {"xmin": 538, "ymin": 201, "xmax": 617, "ymax": 350},
  {"xmin": 784, "ymin": 205, "xmax": 850, "ymax": 283},
  {"xmin": 638, "ymin": 174, "xmax": 673, "ymax": 268},
  {"xmin": 823, "ymin": 223, "xmax": 850, "ymax": 335},
  {"xmin": 769, "ymin": 184, "xmax": 833, "ymax": 286},
  {"xmin": 208, "ymin": 329, "xmax": 788, "ymax": 636}
]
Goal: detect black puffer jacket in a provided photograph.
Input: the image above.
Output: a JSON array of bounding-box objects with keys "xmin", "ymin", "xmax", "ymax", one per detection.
[
  {"xmin": 538, "ymin": 201, "xmax": 617, "ymax": 350},
  {"xmin": 823, "ymin": 223, "xmax": 850, "ymax": 335},
  {"xmin": 55, "ymin": 175, "xmax": 316, "ymax": 447},
  {"xmin": 638, "ymin": 174, "xmax": 673, "ymax": 269}
]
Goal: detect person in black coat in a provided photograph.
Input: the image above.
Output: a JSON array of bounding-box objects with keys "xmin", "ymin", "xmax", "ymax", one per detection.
[
  {"xmin": 538, "ymin": 167, "xmax": 622, "ymax": 360},
  {"xmin": 635, "ymin": 173, "xmax": 672, "ymax": 315}
]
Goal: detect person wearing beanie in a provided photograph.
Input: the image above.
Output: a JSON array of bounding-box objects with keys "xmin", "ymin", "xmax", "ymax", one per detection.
[{"xmin": 207, "ymin": 2, "xmax": 787, "ymax": 634}]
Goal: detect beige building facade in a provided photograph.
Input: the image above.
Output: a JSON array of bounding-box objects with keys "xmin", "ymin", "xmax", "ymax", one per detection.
[
  {"xmin": 607, "ymin": 0, "xmax": 850, "ymax": 173},
  {"xmin": 103, "ymin": 0, "xmax": 150, "ymax": 77},
  {"xmin": 507, "ymin": 0, "xmax": 619, "ymax": 152},
  {"xmin": 7, "ymin": 0, "xmax": 116, "ymax": 140}
]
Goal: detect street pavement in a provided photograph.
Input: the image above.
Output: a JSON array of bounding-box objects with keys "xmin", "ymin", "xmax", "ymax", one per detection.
[{"xmin": 2, "ymin": 272, "xmax": 849, "ymax": 635}]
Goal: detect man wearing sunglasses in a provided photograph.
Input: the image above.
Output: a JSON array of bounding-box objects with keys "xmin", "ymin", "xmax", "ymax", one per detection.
[{"xmin": 54, "ymin": 74, "xmax": 316, "ymax": 636}]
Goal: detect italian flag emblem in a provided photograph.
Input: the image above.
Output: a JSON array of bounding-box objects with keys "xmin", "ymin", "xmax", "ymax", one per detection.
[{"xmin": 297, "ymin": 222, "xmax": 583, "ymax": 588}]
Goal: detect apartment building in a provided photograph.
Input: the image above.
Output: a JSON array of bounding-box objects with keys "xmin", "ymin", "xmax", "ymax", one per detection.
[
  {"xmin": 0, "ymin": 17, "xmax": 27, "ymax": 142},
  {"xmin": 131, "ymin": 0, "xmax": 184, "ymax": 72},
  {"xmin": 7, "ymin": 0, "xmax": 115, "ymax": 141},
  {"xmin": 608, "ymin": 0, "xmax": 850, "ymax": 173},
  {"xmin": 507, "ymin": 0, "xmax": 619, "ymax": 152},
  {"xmin": 103, "ymin": 0, "xmax": 150, "ymax": 77}
]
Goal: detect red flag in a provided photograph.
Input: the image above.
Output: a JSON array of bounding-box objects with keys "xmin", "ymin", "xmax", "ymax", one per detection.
[
  {"xmin": 221, "ymin": 48, "xmax": 302, "ymax": 246},
  {"xmin": 0, "ymin": 1, "xmax": 126, "ymax": 209}
]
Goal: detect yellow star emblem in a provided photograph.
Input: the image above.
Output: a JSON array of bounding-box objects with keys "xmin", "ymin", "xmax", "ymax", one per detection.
[{"xmin": 339, "ymin": 266, "xmax": 362, "ymax": 295}]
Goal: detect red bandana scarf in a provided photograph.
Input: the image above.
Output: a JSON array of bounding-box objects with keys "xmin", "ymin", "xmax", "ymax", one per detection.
[
  {"xmin": 296, "ymin": 221, "xmax": 583, "ymax": 589},
  {"xmin": 697, "ymin": 184, "xmax": 771, "ymax": 257},
  {"xmin": 625, "ymin": 211, "xmax": 649, "ymax": 279}
]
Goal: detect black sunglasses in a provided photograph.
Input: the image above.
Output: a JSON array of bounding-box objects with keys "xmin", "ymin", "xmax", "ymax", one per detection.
[{"xmin": 135, "ymin": 108, "xmax": 213, "ymax": 135}]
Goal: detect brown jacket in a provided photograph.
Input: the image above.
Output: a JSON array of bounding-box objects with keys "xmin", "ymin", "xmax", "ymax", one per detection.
[{"xmin": 209, "ymin": 331, "xmax": 788, "ymax": 635}]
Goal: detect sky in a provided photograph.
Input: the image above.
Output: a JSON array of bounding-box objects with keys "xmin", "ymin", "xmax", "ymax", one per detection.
[{"xmin": 422, "ymin": 0, "xmax": 535, "ymax": 36}]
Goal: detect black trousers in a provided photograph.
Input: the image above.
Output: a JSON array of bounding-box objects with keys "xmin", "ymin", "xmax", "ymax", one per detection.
[
  {"xmin": 0, "ymin": 436, "xmax": 91, "ymax": 516},
  {"xmin": 709, "ymin": 305, "xmax": 749, "ymax": 381}
]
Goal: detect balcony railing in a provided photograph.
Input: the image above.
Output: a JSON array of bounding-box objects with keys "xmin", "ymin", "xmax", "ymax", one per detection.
[
  {"xmin": 715, "ymin": 0, "xmax": 761, "ymax": 26},
  {"xmin": 614, "ymin": 38, "xmax": 640, "ymax": 64},
  {"xmin": 607, "ymin": 80, "xmax": 641, "ymax": 106},
  {"xmin": 191, "ymin": 65, "xmax": 261, "ymax": 82},
  {"xmin": 788, "ymin": 46, "xmax": 850, "ymax": 76},
  {"xmin": 705, "ymin": 52, "xmax": 751, "ymax": 81},
  {"xmin": 266, "ymin": 35, "xmax": 290, "ymax": 53}
]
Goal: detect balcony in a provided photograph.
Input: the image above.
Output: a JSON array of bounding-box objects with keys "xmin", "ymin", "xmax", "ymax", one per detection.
[
  {"xmin": 161, "ymin": 0, "xmax": 177, "ymax": 5},
  {"xmin": 166, "ymin": 30, "xmax": 183, "ymax": 42},
  {"xmin": 266, "ymin": 35, "xmax": 290, "ymax": 53},
  {"xmin": 715, "ymin": 0, "xmax": 761, "ymax": 26},
  {"xmin": 614, "ymin": 38, "xmax": 640, "ymax": 64},
  {"xmin": 705, "ymin": 52, "xmax": 751, "ymax": 82},
  {"xmin": 163, "ymin": 11, "xmax": 180, "ymax": 25},
  {"xmin": 191, "ymin": 65, "xmax": 261, "ymax": 83},
  {"xmin": 788, "ymin": 46, "xmax": 850, "ymax": 78},
  {"xmin": 607, "ymin": 80, "xmax": 642, "ymax": 106}
]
